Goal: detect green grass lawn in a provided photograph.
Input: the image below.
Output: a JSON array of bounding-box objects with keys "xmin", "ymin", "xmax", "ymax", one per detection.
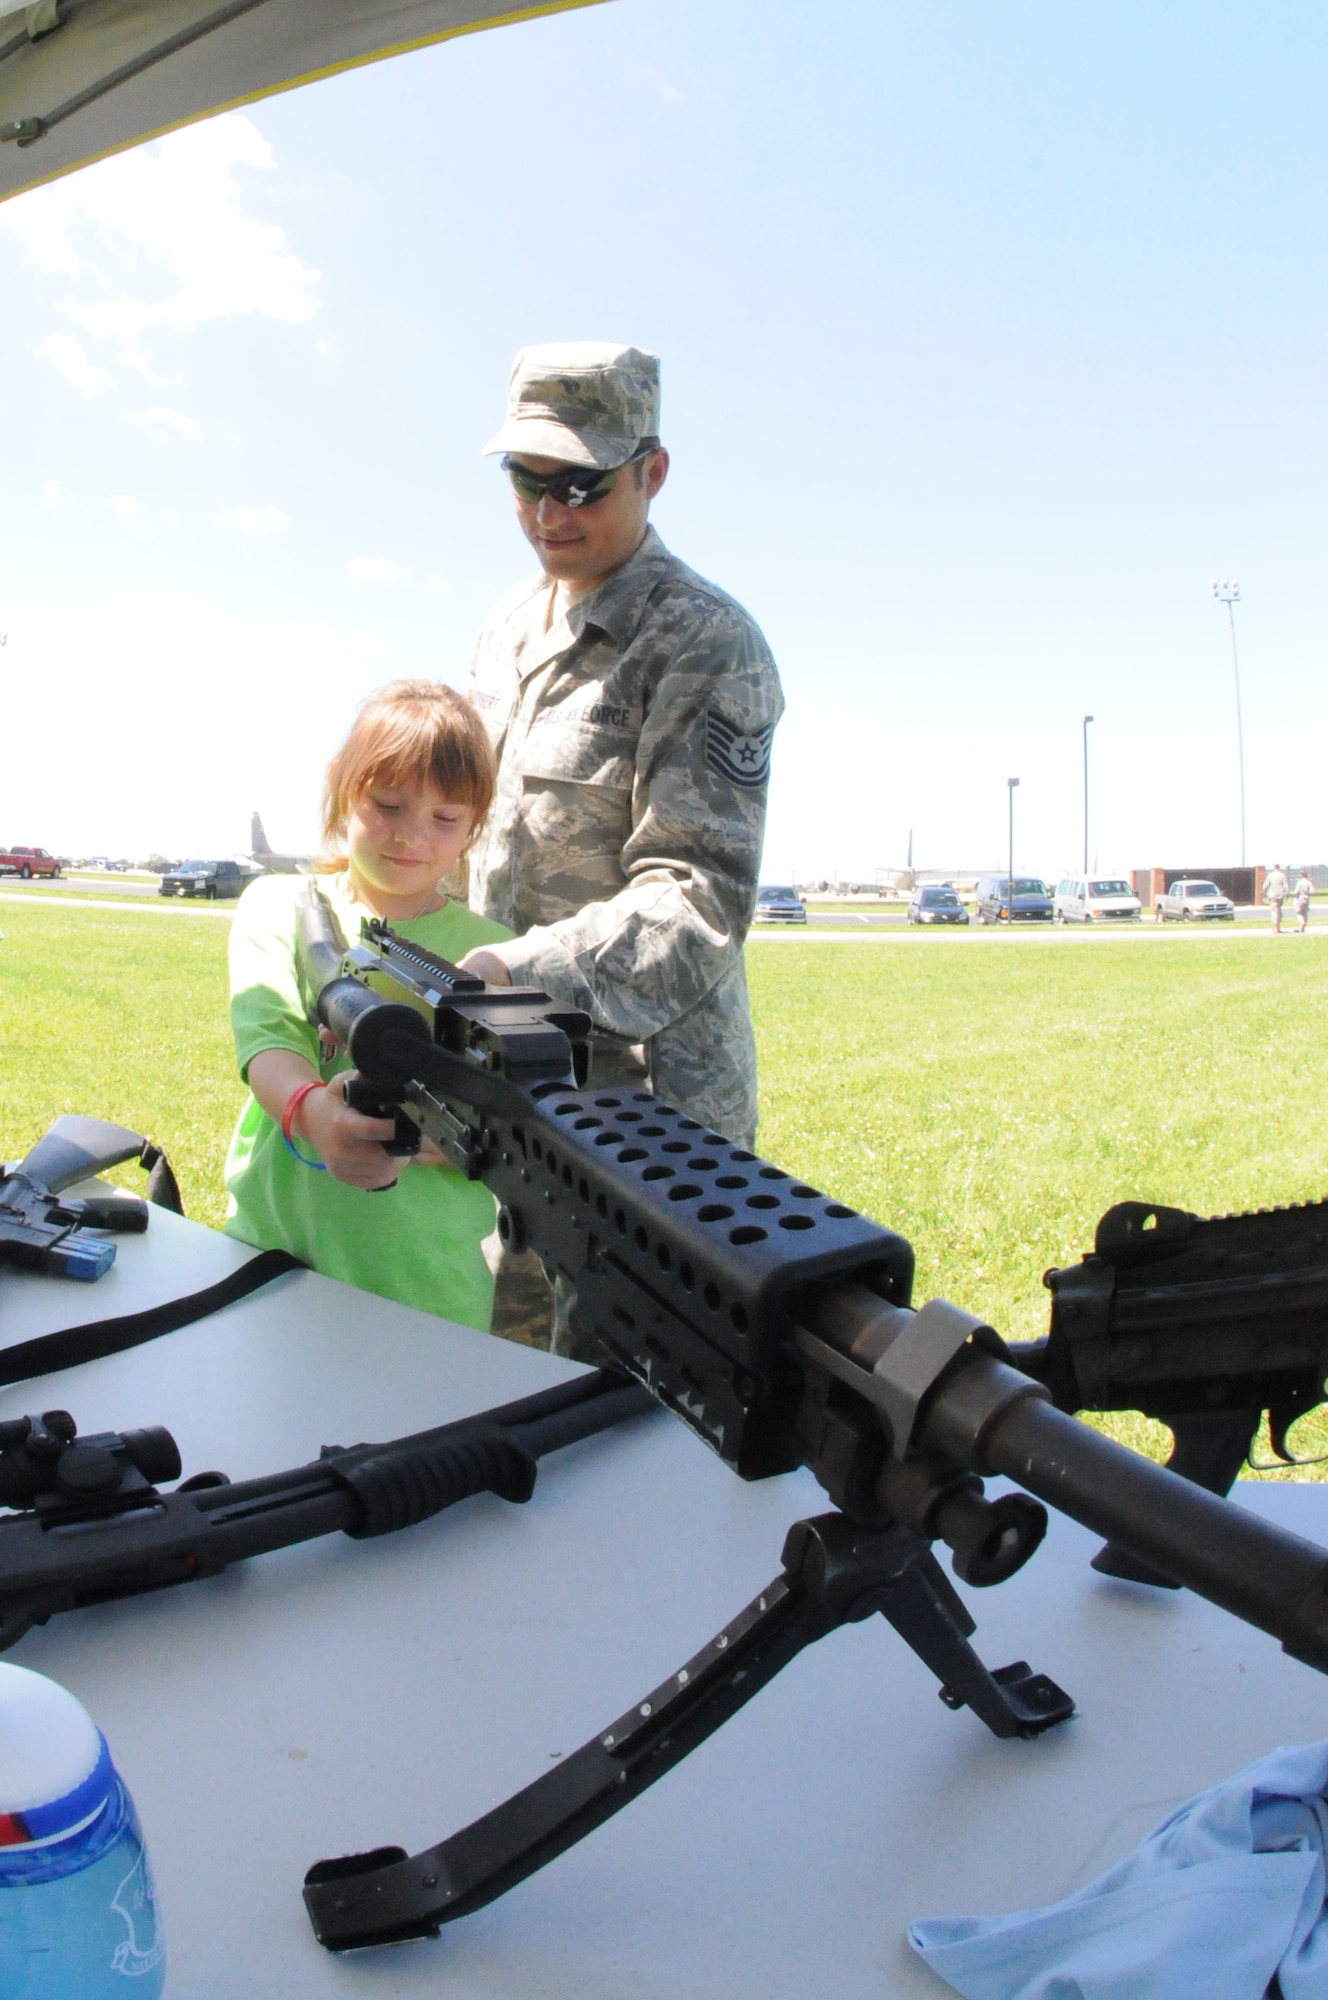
[
  {"xmin": 5, "ymin": 898, "xmax": 1327, "ymax": 1474},
  {"xmin": 1, "ymin": 900, "xmax": 245, "ymax": 1227},
  {"xmin": 749, "ymin": 934, "xmax": 1328, "ymax": 1475}
]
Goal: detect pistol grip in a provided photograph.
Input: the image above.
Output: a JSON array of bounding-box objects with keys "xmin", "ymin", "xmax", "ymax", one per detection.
[{"xmin": 341, "ymin": 1078, "xmax": 420, "ymax": 1159}]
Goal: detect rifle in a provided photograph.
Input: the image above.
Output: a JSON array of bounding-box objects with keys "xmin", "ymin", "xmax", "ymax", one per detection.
[
  {"xmin": 290, "ymin": 889, "xmax": 1328, "ymax": 1951},
  {"xmin": 1019, "ymin": 1197, "xmax": 1328, "ymax": 1584},
  {"xmin": 0, "ymin": 1115, "xmax": 161, "ymax": 1281},
  {"xmin": 0, "ymin": 1372, "xmax": 653, "ymax": 1650}
]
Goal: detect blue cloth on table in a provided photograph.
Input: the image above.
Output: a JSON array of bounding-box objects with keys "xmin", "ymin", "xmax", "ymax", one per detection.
[{"xmin": 909, "ymin": 1740, "xmax": 1328, "ymax": 2000}]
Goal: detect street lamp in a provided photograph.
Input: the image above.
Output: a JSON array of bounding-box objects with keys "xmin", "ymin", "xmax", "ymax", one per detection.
[
  {"xmin": 1210, "ymin": 581, "xmax": 1246, "ymax": 867},
  {"xmin": 1082, "ymin": 715, "xmax": 1094, "ymax": 876},
  {"xmin": 1007, "ymin": 777, "xmax": 1020, "ymax": 922}
]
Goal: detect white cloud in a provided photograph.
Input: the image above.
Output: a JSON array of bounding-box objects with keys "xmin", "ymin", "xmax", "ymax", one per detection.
[
  {"xmin": 211, "ymin": 503, "xmax": 290, "ymax": 534},
  {"xmin": 424, "ymin": 576, "xmax": 451, "ymax": 593},
  {"xmin": 2, "ymin": 112, "xmax": 320, "ymax": 370},
  {"xmin": 35, "ymin": 332, "xmax": 111, "ymax": 396},
  {"xmin": 113, "ymin": 496, "xmax": 139, "ymax": 521},
  {"xmin": 348, "ymin": 629, "xmax": 389, "ymax": 658},
  {"xmin": 126, "ymin": 405, "xmax": 200, "ymax": 442},
  {"xmin": 42, "ymin": 480, "xmax": 58, "ymax": 504},
  {"xmin": 348, "ymin": 556, "xmax": 410, "ymax": 584}
]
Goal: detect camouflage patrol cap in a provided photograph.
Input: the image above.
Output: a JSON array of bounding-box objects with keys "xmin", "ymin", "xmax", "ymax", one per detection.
[{"xmin": 482, "ymin": 342, "xmax": 661, "ymax": 470}]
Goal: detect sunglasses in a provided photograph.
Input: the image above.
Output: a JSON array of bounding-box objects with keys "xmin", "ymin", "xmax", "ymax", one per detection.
[{"xmin": 501, "ymin": 441, "xmax": 655, "ymax": 510}]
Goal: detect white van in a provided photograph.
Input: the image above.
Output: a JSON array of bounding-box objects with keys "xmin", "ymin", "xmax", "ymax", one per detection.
[{"xmin": 1053, "ymin": 875, "xmax": 1142, "ymax": 923}]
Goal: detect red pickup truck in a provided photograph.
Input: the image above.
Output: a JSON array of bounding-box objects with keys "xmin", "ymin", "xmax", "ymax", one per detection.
[{"xmin": 0, "ymin": 846, "xmax": 63, "ymax": 878}]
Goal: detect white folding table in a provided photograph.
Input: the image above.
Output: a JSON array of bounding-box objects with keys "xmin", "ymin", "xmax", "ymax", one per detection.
[{"xmin": 4, "ymin": 1199, "xmax": 1326, "ymax": 1997}]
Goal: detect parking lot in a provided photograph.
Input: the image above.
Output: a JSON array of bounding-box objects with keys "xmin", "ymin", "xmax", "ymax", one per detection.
[{"xmin": 774, "ymin": 900, "xmax": 1304, "ymax": 933}]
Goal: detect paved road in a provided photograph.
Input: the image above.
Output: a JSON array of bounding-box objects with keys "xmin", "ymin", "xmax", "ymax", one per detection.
[{"xmin": 0, "ymin": 872, "xmax": 161, "ymax": 898}]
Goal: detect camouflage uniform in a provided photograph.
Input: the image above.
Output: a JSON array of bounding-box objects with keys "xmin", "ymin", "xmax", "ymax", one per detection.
[
  {"xmin": 469, "ymin": 340, "xmax": 783, "ymax": 1352},
  {"xmin": 467, "ymin": 523, "xmax": 783, "ymax": 1145}
]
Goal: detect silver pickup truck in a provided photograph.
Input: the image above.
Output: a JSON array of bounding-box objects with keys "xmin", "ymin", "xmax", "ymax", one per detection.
[{"xmin": 1155, "ymin": 879, "xmax": 1236, "ymax": 921}]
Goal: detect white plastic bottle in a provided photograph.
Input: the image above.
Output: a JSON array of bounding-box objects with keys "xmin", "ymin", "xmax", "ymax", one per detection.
[{"xmin": 0, "ymin": 1663, "xmax": 164, "ymax": 1997}]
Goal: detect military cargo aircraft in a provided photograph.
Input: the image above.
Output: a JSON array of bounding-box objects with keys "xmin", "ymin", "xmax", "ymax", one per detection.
[{"xmin": 248, "ymin": 812, "xmax": 312, "ymax": 876}]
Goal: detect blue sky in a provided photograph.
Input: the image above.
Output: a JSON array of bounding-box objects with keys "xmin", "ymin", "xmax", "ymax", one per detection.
[{"xmin": 1, "ymin": 0, "xmax": 1324, "ymax": 879}]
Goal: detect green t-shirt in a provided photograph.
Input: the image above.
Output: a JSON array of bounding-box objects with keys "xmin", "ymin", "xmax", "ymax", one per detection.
[{"xmin": 224, "ymin": 874, "xmax": 511, "ymax": 1331}]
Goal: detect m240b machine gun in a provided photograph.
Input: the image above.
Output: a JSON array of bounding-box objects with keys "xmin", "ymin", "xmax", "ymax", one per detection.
[{"xmin": 290, "ymin": 888, "xmax": 1328, "ymax": 1951}]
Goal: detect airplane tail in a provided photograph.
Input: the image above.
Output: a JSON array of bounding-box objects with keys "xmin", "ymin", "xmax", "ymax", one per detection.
[{"xmin": 250, "ymin": 812, "xmax": 273, "ymax": 855}]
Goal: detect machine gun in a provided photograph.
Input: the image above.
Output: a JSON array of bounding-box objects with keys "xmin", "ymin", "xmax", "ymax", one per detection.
[
  {"xmin": 291, "ymin": 889, "xmax": 1328, "ymax": 1951},
  {"xmin": 0, "ymin": 1374, "xmax": 652, "ymax": 1650},
  {"xmin": 0, "ymin": 1114, "xmax": 170, "ymax": 1281},
  {"xmin": 1018, "ymin": 1197, "xmax": 1328, "ymax": 1584}
]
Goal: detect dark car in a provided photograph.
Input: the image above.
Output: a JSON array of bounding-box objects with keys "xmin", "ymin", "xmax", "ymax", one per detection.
[
  {"xmin": 158, "ymin": 859, "xmax": 247, "ymax": 900},
  {"xmin": 907, "ymin": 884, "xmax": 970, "ymax": 926},
  {"xmin": 974, "ymin": 875, "xmax": 1053, "ymax": 923}
]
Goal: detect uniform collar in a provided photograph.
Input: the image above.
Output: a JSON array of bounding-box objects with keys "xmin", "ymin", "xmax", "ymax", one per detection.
[
  {"xmin": 563, "ymin": 524, "xmax": 673, "ymax": 650},
  {"xmin": 516, "ymin": 526, "xmax": 672, "ymax": 678}
]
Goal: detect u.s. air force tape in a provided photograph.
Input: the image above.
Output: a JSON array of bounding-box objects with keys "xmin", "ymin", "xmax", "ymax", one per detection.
[{"xmin": 706, "ymin": 710, "xmax": 774, "ymax": 789}]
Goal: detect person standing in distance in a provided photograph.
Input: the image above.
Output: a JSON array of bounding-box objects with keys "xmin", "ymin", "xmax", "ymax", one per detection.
[
  {"xmin": 1265, "ymin": 862, "xmax": 1290, "ymax": 936},
  {"xmin": 455, "ymin": 342, "xmax": 784, "ymax": 1350},
  {"xmin": 1294, "ymin": 869, "xmax": 1313, "ymax": 934}
]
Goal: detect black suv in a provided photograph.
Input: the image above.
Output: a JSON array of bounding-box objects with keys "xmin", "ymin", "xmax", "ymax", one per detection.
[{"xmin": 158, "ymin": 859, "xmax": 247, "ymax": 900}]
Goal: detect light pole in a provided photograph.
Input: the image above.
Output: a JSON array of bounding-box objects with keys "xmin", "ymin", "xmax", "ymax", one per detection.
[
  {"xmin": 1082, "ymin": 715, "xmax": 1094, "ymax": 876},
  {"xmin": 1007, "ymin": 777, "xmax": 1020, "ymax": 922},
  {"xmin": 1211, "ymin": 581, "xmax": 1246, "ymax": 867}
]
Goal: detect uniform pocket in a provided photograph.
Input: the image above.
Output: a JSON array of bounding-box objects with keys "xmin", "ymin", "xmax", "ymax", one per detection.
[
  {"xmin": 518, "ymin": 725, "xmax": 634, "ymax": 792},
  {"xmin": 516, "ymin": 774, "xmax": 632, "ymax": 917}
]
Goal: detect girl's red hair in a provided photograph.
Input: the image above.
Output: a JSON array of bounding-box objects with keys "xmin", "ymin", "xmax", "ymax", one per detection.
[{"xmin": 320, "ymin": 680, "xmax": 495, "ymax": 866}]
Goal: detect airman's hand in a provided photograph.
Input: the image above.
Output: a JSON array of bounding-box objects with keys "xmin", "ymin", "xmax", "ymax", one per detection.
[{"xmin": 456, "ymin": 947, "xmax": 512, "ymax": 986}]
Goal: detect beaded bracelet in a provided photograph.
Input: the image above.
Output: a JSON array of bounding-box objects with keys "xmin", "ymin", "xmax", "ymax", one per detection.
[{"xmin": 280, "ymin": 1080, "xmax": 327, "ymax": 1170}]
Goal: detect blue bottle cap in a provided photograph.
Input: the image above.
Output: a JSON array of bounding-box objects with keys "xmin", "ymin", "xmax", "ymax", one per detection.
[{"xmin": 0, "ymin": 1663, "xmax": 115, "ymax": 1848}]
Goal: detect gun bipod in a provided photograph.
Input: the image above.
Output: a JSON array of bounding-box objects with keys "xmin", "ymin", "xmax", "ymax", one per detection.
[{"xmin": 303, "ymin": 1509, "xmax": 1073, "ymax": 1952}]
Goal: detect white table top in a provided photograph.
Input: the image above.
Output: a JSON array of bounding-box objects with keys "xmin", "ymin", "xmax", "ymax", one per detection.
[{"xmin": 4, "ymin": 1198, "xmax": 1327, "ymax": 1998}]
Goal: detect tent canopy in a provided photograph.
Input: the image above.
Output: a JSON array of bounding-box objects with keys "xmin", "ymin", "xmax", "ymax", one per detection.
[{"xmin": 0, "ymin": 0, "xmax": 605, "ymax": 203}]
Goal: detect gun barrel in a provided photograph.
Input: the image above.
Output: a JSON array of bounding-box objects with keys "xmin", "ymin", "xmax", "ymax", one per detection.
[
  {"xmin": 807, "ymin": 1285, "xmax": 1328, "ymax": 1672},
  {"xmin": 909, "ymin": 1350, "xmax": 1328, "ymax": 1673}
]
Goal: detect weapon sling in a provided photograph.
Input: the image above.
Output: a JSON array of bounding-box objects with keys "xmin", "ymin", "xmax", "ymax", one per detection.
[{"xmin": 0, "ymin": 1246, "xmax": 304, "ymax": 1389}]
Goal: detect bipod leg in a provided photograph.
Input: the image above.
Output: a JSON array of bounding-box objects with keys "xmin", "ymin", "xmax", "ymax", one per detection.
[
  {"xmin": 853, "ymin": 1533, "xmax": 1073, "ymax": 1738},
  {"xmin": 304, "ymin": 1510, "xmax": 1072, "ymax": 1953}
]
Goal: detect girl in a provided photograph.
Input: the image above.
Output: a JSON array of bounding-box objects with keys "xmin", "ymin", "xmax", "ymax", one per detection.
[{"xmin": 223, "ymin": 680, "xmax": 511, "ymax": 1330}]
